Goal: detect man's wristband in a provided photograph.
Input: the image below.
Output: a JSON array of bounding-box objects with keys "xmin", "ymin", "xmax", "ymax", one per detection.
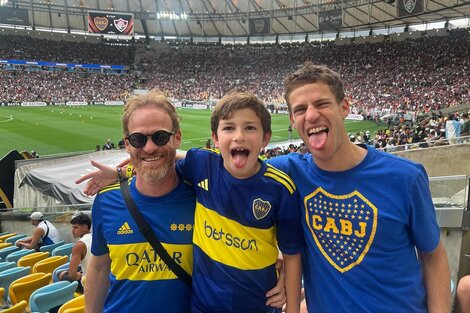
[{"xmin": 117, "ymin": 166, "xmax": 124, "ymax": 181}]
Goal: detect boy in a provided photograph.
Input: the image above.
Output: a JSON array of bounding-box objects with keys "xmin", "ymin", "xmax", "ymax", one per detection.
[
  {"xmin": 177, "ymin": 90, "xmax": 303, "ymax": 313},
  {"xmin": 78, "ymin": 90, "xmax": 303, "ymax": 313}
]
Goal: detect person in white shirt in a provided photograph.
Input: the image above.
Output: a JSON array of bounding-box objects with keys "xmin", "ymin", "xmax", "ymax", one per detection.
[{"xmin": 16, "ymin": 211, "xmax": 61, "ymax": 251}]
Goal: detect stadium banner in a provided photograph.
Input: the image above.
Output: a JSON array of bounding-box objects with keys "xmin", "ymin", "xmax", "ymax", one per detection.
[
  {"xmin": 0, "ymin": 59, "xmax": 125, "ymax": 70},
  {"xmin": 318, "ymin": 9, "xmax": 342, "ymax": 30},
  {"xmin": 88, "ymin": 10, "xmax": 134, "ymax": 35},
  {"xmin": 346, "ymin": 113, "xmax": 364, "ymax": 121},
  {"xmin": 0, "ymin": 7, "xmax": 30, "ymax": 26},
  {"xmin": 104, "ymin": 101, "xmax": 125, "ymax": 106},
  {"xmin": 66, "ymin": 101, "xmax": 88, "ymax": 106},
  {"xmin": 398, "ymin": 0, "xmax": 423, "ymax": 17},
  {"xmin": 21, "ymin": 102, "xmax": 47, "ymax": 107},
  {"xmin": 249, "ymin": 18, "xmax": 271, "ymax": 35}
]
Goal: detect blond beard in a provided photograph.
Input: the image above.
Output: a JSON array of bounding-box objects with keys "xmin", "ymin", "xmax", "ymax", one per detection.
[{"xmin": 131, "ymin": 150, "xmax": 175, "ymax": 183}]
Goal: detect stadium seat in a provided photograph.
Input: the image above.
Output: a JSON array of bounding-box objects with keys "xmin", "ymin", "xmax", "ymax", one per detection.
[
  {"xmin": 33, "ymin": 256, "xmax": 68, "ymax": 275},
  {"xmin": 0, "ymin": 287, "xmax": 4, "ymax": 307},
  {"xmin": 58, "ymin": 294, "xmax": 84, "ymax": 313},
  {"xmin": 0, "ymin": 232, "xmax": 10, "ymax": 236},
  {"xmin": 39, "ymin": 240, "xmax": 65, "ymax": 255},
  {"xmin": 4, "ymin": 234, "xmax": 27, "ymax": 245},
  {"xmin": 17, "ymin": 252, "xmax": 49, "ymax": 268},
  {"xmin": 0, "ymin": 262, "xmax": 16, "ymax": 273},
  {"xmin": 1, "ymin": 300, "xmax": 27, "ymax": 313},
  {"xmin": 52, "ymin": 243, "xmax": 75, "ymax": 260},
  {"xmin": 0, "ymin": 243, "xmax": 13, "ymax": 251},
  {"xmin": 29, "ymin": 281, "xmax": 78, "ymax": 313},
  {"xmin": 0, "ymin": 233, "xmax": 17, "ymax": 243},
  {"xmin": 0, "ymin": 247, "xmax": 21, "ymax": 263},
  {"xmin": 9, "ymin": 273, "xmax": 52, "ymax": 310},
  {"xmin": 52, "ymin": 262, "xmax": 70, "ymax": 283},
  {"xmin": 0, "ymin": 266, "xmax": 31, "ymax": 303},
  {"xmin": 6, "ymin": 249, "xmax": 34, "ymax": 265}
]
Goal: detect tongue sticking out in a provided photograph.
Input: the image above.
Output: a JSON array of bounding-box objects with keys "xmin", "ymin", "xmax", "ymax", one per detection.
[
  {"xmin": 309, "ymin": 131, "xmax": 328, "ymax": 150},
  {"xmin": 232, "ymin": 150, "xmax": 249, "ymax": 168}
]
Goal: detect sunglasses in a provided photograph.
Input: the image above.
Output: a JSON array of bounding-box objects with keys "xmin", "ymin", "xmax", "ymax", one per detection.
[{"xmin": 126, "ymin": 130, "xmax": 174, "ymax": 148}]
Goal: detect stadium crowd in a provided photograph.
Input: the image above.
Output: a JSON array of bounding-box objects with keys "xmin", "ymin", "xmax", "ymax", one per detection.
[{"xmin": 0, "ymin": 30, "xmax": 468, "ymax": 149}]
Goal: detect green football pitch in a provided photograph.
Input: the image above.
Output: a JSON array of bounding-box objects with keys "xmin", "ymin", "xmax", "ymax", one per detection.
[{"xmin": 0, "ymin": 106, "xmax": 383, "ymax": 157}]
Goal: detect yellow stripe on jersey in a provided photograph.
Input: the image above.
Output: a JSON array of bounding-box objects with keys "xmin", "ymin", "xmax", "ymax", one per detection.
[
  {"xmin": 108, "ymin": 242, "xmax": 193, "ymax": 281},
  {"xmin": 264, "ymin": 165, "xmax": 296, "ymax": 194},
  {"xmin": 98, "ymin": 182, "xmax": 120, "ymax": 194},
  {"xmin": 193, "ymin": 202, "xmax": 278, "ymax": 270},
  {"xmin": 202, "ymin": 148, "xmax": 220, "ymax": 154}
]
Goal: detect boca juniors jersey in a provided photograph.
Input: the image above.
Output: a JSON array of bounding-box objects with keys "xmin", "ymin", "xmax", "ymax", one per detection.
[
  {"xmin": 91, "ymin": 177, "xmax": 195, "ymax": 313},
  {"xmin": 177, "ymin": 148, "xmax": 304, "ymax": 313}
]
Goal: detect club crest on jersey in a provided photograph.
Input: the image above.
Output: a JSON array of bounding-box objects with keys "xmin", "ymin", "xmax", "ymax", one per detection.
[
  {"xmin": 403, "ymin": 0, "xmax": 417, "ymax": 14},
  {"xmin": 93, "ymin": 17, "xmax": 108, "ymax": 31},
  {"xmin": 252, "ymin": 198, "xmax": 271, "ymax": 220},
  {"xmin": 304, "ymin": 187, "xmax": 377, "ymax": 273},
  {"xmin": 114, "ymin": 18, "xmax": 128, "ymax": 33}
]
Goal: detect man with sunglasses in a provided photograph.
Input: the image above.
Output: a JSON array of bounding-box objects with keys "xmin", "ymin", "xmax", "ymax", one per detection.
[{"xmin": 85, "ymin": 89, "xmax": 196, "ymax": 313}]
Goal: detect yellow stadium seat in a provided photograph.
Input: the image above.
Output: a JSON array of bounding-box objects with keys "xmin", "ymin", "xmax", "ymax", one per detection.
[
  {"xmin": 9, "ymin": 273, "xmax": 52, "ymax": 310},
  {"xmin": 58, "ymin": 294, "xmax": 85, "ymax": 313},
  {"xmin": 1, "ymin": 300, "xmax": 27, "ymax": 313},
  {"xmin": 0, "ymin": 287, "xmax": 4, "ymax": 307},
  {"xmin": 33, "ymin": 256, "xmax": 68, "ymax": 275},
  {"xmin": 0, "ymin": 233, "xmax": 17, "ymax": 243},
  {"xmin": 17, "ymin": 252, "xmax": 49, "ymax": 269},
  {"xmin": 0, "ymin": 242, "xmax": 13, "ymax": 251}
]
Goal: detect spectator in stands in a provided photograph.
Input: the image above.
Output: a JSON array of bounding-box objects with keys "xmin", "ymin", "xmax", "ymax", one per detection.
[
  {"xmin": 456, "ymin": 275, "xmax": 470, "ymax": 313},
  {"xmin": 57, "ymin": 213, "xmax": 92, "ymax": 294},
  {"xmin": 461, "ymin": 112, "xmax": 469, "ymax": 139},
  {"xmin": 31, "ymin": 150, "xmax": 39, "ymax": 158},
  {"xmin": 16, "ymin": 211, "xmax": 62, "ymax": 251},
  {"xmin": 445, "ymin": 113, "xmax": 461, "ymax": 144},
  {"xmin": 118, "ymin": 138, "xmax": 125, "ymax": 149},
  {"xmin": 102, "ymin": 139, "xmax": 115, "ymax": 150},
  {"xmin": 95, "ymin": 145, "xmax": 101, "ymax": 151}
]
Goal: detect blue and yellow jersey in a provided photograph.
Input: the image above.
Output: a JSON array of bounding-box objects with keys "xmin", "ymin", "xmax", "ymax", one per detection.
[
  {"xmin": 177, "ymin": 148, "xmax": 304, "ymax": 313},
  {"xmin": 91, "ymin": 177, "xmax": 195, "ymax": 313}
]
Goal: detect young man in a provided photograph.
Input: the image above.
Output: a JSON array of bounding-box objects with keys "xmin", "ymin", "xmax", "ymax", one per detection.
[
  {"xmin": 176, "ymin": 90, "xmax": 303, "ymax": 313},
  {"xmin": 83, "ymin": 90, "xmax": 285, "ymax": 313},
  {"xmin": 268, "ymin": 62, "xmax": 451, "ymax": 312},
  {"xmin": 58, "ymin": 213, "xmax": 92, "ymax": 293},
  {"xmin": 16, "ymin": 211, "xmax": 61, "ymax": 251}
]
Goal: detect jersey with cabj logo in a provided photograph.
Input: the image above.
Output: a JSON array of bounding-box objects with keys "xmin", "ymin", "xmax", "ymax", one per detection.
[
  {"xmin": 177, "ymin": 148, "xmax": 304, "ymax": 313},
  {"xmin": 91, "ymin": 177, "xmax": 195, "ymax": 313},
  {"xmin": 268, "ymin": 145, "xmax": 440, "ymax": 313}
]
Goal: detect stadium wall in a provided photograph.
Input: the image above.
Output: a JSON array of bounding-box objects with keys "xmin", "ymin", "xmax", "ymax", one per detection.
[{"xmin": 394, "ymin": 143, "xmax": 470, "ymax": 292}]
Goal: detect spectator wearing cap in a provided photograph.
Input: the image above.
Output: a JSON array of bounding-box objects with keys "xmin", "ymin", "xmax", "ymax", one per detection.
[
  {"xmin": 16, "ymin": 211, "xmax": 62, "ymax": 251},
  {"xmin": 57, "ymin": 213, "xmax": 92, "ymax": 294}
]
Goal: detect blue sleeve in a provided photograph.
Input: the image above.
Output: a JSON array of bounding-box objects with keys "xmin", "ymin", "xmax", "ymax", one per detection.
[
  {"xmin": 176, "ymin": 148, "xmax": 198, "ymax": 184},
  {"xmin": 90, "ymin": 194, "xmax": 109, "ymax": 256},
  {"xmin": 276, "ymin": 188, "xmax": 305, "ymax": 255},
  {"xmin": 409, "ymin": 165, "xmax": 440, "ymax": 252},
  {"xmin": 266, "ymin": 155, "xmax": 293, "ymax": 174}
]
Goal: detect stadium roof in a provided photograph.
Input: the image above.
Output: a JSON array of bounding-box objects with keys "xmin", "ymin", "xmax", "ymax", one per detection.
[{"xmin": 2, "ymin": 0, "xmax": 469, "ymax": 38}]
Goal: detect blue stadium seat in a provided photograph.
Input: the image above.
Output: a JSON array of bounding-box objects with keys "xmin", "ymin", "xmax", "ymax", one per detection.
[
  {"xmin": 39, "ymin": 240, "xmax": 65, "ymax": 255},
  {"xmin": 29, "ymin": 281, "xmax": 78, "ymax": 313},
  {"xmin": 5, "ymin": 234, "xmax": 27, "ymax": 245},
  {"xmin": 0, "ymin": 266, "xmax": 31, "ymax": 303},
  {"xmin": 52, "ymin": 243, "xmax": 74, "ymax": 261},
  {"xmin": 6, "ymin": 249, "xmax": 34, "ymax": 265},
  {"xmin": 0, "ymin": 246, "xmax": 21, "ymax": 261}
]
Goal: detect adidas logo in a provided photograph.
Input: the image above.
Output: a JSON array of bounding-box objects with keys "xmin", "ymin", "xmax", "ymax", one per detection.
[
  {"xmin": 117, "ymin": 222, "xmax": 133, "ymax": 235},
  {"xmin": 197, "ymin": 179, "xmax": 209, "ymax": 191}
]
